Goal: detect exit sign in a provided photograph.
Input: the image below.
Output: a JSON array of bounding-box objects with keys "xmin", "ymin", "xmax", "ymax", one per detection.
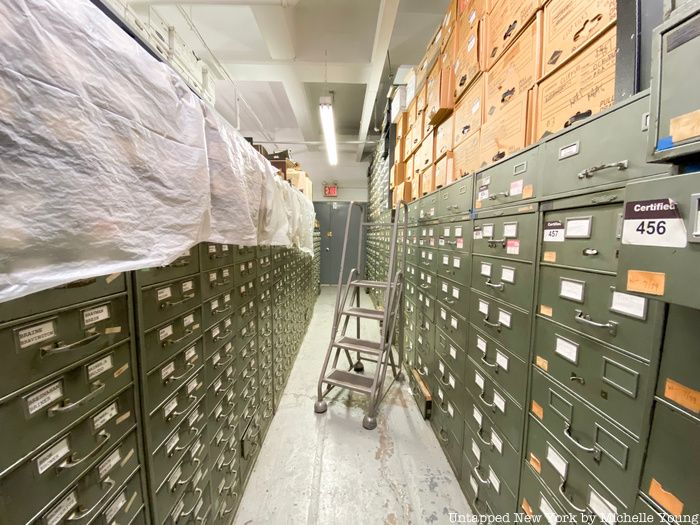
[{"xmin": 324, "ymin": 184, "xmax": 338, "ymax": 197}]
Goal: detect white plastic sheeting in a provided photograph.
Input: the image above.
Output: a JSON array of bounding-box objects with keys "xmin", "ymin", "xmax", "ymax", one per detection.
[{"xmin": 0, "ymin": 0, "xmax": 314, "ymax": 303}]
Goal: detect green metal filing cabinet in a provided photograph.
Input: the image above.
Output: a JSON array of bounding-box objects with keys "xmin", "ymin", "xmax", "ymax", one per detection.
[
  {"xmin": 474, "ymin": 145, "xmax": 540, "ymax": 211},
  {"xmin": 616, "ymin": 171, "xmax": 700, "ymax": 310},
  {"xmin": 648, "ymin": 6, "xmax": 700, "ymax": 161},
  {"xmin": 438, "ymin": 177, "xmax": 474, "ymax": 218}
]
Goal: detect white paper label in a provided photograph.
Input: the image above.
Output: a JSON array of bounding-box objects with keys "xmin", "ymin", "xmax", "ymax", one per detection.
[
  {"xmin": 503, "ymin": 223, "xmax": 518, "ymax": 238},
  {"xmin": 476, "ymin": 336, "xmax": 487, "ymax": 352},
  {"xmin": 105, "ymin": 491, "xmax": 127, "ymax": 523},
  {"xmin": 188, "ymin": 408, "xmax": 200, "ymax": 427},
  {"xmin": 157, "ymin": 287, "xmax": 172, "ymax": 302},
  {"xmin": 510, "ymin": 180, "xmax": 523, "ymax": 197},
  {"xmin": 452, "ymin": 288, "xmax": 460, "ymax": 299},
  {"xmin": 480, "ymin": 262, "xmax": 492, "ymax": 277},
  {"xmin": 442, "ymin": 282, "xmax": 449, "ymax": 293},
  {"xmin": 473, "ymin": 229, "xmax": 483, "ymax": 240},
  {"xmin": 478, "ymin": 300, "xmax": 489, "ymax": 316},
  {"xmin": 473, "ymin": 406, "xmax": 483, "ymax": 426},
  {"xmin": 87, "ymin": 354, "xmax": 113, "ymax": 380},
  {"xmin": 164, "ymin": 398, "xmax": 178, "ymax": 418},
  {"xmin": 539, "ymin": 495, "xmax": 558, "ymax": 525},
  {"xmin": 159, "ymin": 325, "xmax": 173, "ymax": 341},
  {"xmin": 449, "ymin": 346, "xmax": 457, "ymax": 359},
  {"xmin": 455, "ymin": 226, "xmax": 463, "ymax": 237},
  {"xmin": 501, "ymin": 267, "xmax": 515, "ymax": 283},
  {"xmin": 471, "ymin": 97, "xmax": 480, "ymax": 114},
  {"xmin": 491, "ymin": 431, "xmax": 503, "ymax": 454},
  {"xmin": 162, "ymin": 362, "xmax": 177, "ymax": 383},
  {"xmin": 187, "ymin": 378, "xmax": 198, "ymax": 394},
  {"xmin": 224, "ymin": 293, "xmax": 231, "ymax": 303},
  {"xmin": 98, "ymin": 447, "xmax": 121, "ymax": 479},
  {"xmin": 443, "ymin": 255, "xmax": 449, "ymax": 265},
  {"xmin": 506, "ymin": 240, "xmax": 520, "ymax": 255},
  {"xmin": 467, "ymin": 34, "xmax": 476, "ymax": 52},
  {"xmin": 471, "ymin": 439, "xmax": 481, "ymax": 462},
  {"xmin": 211, "ymin": 326, "xmax": 220, "ymax": 338},
  {"xmin": 546, "ymin": 444, "xmax": 568, "ymax": 478},
  {"xmin": 482, "ymin": 224, "xmax": 494, "ymax": 238},
  {"xmin": 37, "ymin": 438, "xmax": 70, "ymax": 474},
  {"xmin": 93, "ymin": 401, "xmax": 118, "ymax": 429},
  {"xmin": 18, "ymin": 320, "xmax": 56, "ymax": 349},
  {"xmin": 611, "ymin": 291, "xmax": 647, "ymax": 319},
  {"xmin": 470, "ymin": 475, "xmax": 478, "ymax": 495},
  {"xmin": 588, "ymin": 488, "xmax": 618, "ymax": 525},
  {"xmin": 185, "ymin": 346, "xmax": 197, "ymax": 361},
  {"xmin": 447, "ymin": 402, "xmax": 455, "ymax": 417},
  {"xmin": 450, "ymin": 317, "xmax": 458, "ymax": 329},
  {"xmin": 560, "ymin": 279, "xmax": 585, "ymax": 302},
  {"xmin": 444, "ymin": 227, "xmax": 450, "ymax": 236},
  {"xmin": 555, "ymin": 336, "xmax": 579, "ymax": 363},
  {"xmin": 475, "ymin": 372, "xmax": 485, "ymax": 390},
  {"xmin": 453, "ymin": 257, "xmax": 461, "ymax": 268},
  {"xmin": 441, "ymin": 309, "xmax": 447, "ymax": 320},
  {"xmin": 543, "ymin": 220, "xmax": 565, "ymax": 242},
  {"xmin": 488, "ymin": 467, "xmax": 500, "ymax": 493},
  {"xmin": 208, "ymin": 245, "xmax": 217, "ymax": 254},
  {"xmin": 45, "ymin": 491, "xmax": 77, "ymax": 525},
  {"xmin": 498, "ymin": 309, "xmax": 512, "ymax": 328},
  {"xmin": 493, "ymin": 392, "xmax": 506, "ymax": 413},
  {"xmin": 223, "ymin": 268, "xmax": 230, "ymax": 278},
  {"xmin": 26, "ymin": 381, "xmax": 63, "ymax": 415},
  {"xmin": 182, "ymin": 280, "xmax": 194, "ymax": 293},
  {"xmin": 209, "ymin": 272, "xmax": 218, "ymax": 283},
  {"xmin": 496, "ymin": 351, "xmax": 509, "ymax": 371},
  {"xmin": 566, "ymin": 218, "xmax": 592, "ymax": 238},
  {"xmin": 83, "ymin": 304, "xmax": 110, "ymax": 326}
]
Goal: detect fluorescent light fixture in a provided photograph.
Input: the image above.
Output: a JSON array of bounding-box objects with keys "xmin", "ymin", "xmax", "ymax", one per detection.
[{"xmin": 319, "ymin": 96, "xmax": 338, "ymax": 166}]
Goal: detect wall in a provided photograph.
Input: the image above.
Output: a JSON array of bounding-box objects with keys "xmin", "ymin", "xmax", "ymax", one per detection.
[
  {"xmin": 313, "ymin": 185, "xmax": 368, "ymax": 202},
  {"xmin": 292, "ymin": 150, "xmax": 369, "ymax": 203}
]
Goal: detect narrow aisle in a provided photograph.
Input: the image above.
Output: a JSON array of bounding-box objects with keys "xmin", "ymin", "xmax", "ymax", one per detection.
[{"xmin": 234, "ymin": 287, "xmax": 471, "ymax": 524}]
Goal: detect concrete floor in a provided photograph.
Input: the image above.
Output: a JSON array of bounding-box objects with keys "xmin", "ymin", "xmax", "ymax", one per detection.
[{"xmin": 234, "ymin": 286, "xmax": 471, "ymax": 525}]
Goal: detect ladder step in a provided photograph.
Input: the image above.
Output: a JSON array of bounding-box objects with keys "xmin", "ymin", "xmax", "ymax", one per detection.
[
  {"xmin": 323, "ymin": 369, "xmax": 374, "ymax": 394},
  {"xmin": 342, "ymin": 307, "xmax": 384, "ymax": 321},
  {"xmin": 333, "ymin": 336, "xmax": 382, "ymax": 356},
  {"xmin": 350, "ymin": 279, "xmax": 391, "ymax": 289}
]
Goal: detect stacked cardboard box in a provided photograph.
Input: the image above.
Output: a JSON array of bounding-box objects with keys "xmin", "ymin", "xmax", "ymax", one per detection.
[{"xmin": 390, "ymin": 0, "xmax": 619, "ymax": 202}]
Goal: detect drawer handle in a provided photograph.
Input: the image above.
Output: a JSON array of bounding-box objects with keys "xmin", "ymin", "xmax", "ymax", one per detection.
[
  {"xmin": 67, "ymin": 477, "xmax": 116, "ymax": 521},
  {"xmin": 479, "ymin": 352, "xmax": 498, "ymax": 369},
  {"xmin": 484, "ymin": 279, "xmax": 504, "ymax": 290},
  {"xmin": 164, "ymin": 329, "xmax": 194, "ymax": 346},
  {"xmin": 219, "ymin": 502, "xmax": 235, "ymax": 518},
  {"xmin": 478, "ymin": 390, "xmax": 496, "ymax": 410},
  {"xmin": 488, "ymin": 191, "xmax": 509, "ymax": 201},
  {"xmin": 582, "ymin": 248, "xmax": 599, "ymax": 256},
  {"xmin": 166, "ymin": 363, "xmax": 195, "ymax": 384},
  {"xmin": 262, "ymin": 330, "xmax": 272, "ymax": 337},
  {"xmin": 177, "ymin": 458, "xmax": 201, "ymax": 488},
  {"xmin": 58, "ymin": 430, "xmax": 110, "ymax": 471},
  {"xmin": 244, "ymin": 368, "xmax": 258, "ymax": 380},
  {"xmin": 213, "ymin": 279, "xmax": 232, "ymax": 288},
  {"xmin": 180, "ymin": 488, "xmax": 204, "ymax": 518},
  {"xmin": 215, "ymin": 356, "xmax": 234, "ymax": 370},
  {"xmin": 472, "ymin": 466, "xmax": 491, "ymax": 487},
  {"xmin": 210, "ymin": 253, "xmax": 228, "ymax": 259},
  {"xmin": 569, "ymin": 374, "xmax": 585, "ymax": 385},
  {"xmin": 214, "ymin": 329, "xmax": 232, "ymax": 342},
  {"xmin": 563, "ymin": 421, "xmax": 602, "ymax": 461},
  {"xmin": 444, "ymin": 297, "xmax": 455, "ymax": 305},
  {"xmin": 476, "ymin": 427, "xmax": 492, "ymax": 448},
  {"xmin": 167, "ymin": 395, "xmax": 197, "ymax": 422},
  {"xmin": 49, "ymin": 381, "xmax": 105, "ymax": 416},
  {"xmin": 161, "ymin": 293, "xmax": 196, "ymax": 309},
  {"xmin": 219, "ymin": 457, "xmax": 235, "ymax": 471},
  {"xmin": 438, "ymin": 428, "xmax": 449, "ymax": 443},
  {"xmin": 196, "ymin": 507, "xmax": 210, "ymax": 525},
  {"xmin": 41, "ymin": 331, "xmax": 102, "ymax": 356},
  {"xmin": 574, "ymin": 310, "xmax": 618, "ymax": 336},
  {"xmin": 558, "ymin": 478, "xmax": 590, "ymax": 514},
  {"xmin": 244, "ymin": 388, "xmax": 258, "ymax": 400},
  {"xmin": 166, "ymin": 258, "xmax": 191, "ymax": 268},
  {"xmin": 446, "ymin": 240, "xmax": 457, "ymax": 246},
  {"xmin": 577, "ymin": 160, "xmax": 628, "ymax": 179},
  {"xmin": 482, "ymin": 315, "xmax": 502, "ymax": 331},
  {"xmin": 213, "ymin": 305, "xmax": 232, "ymax": 315},
  {"xmin": 222, "ymin": 476, "xmax": 239, "ymax": 495}
]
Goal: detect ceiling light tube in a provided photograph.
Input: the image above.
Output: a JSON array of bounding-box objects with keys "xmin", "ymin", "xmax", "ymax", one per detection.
[{"xmin": 319, "ymin": 96, "xmax": 338, "ymax": 166}]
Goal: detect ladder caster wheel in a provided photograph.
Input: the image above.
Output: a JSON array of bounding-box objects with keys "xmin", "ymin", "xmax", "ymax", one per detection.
[
  {"xmin": 362, "ymin": 415, "xmax": 377, "ymax": 430},
  {"xmin": 395, "ymin": 371, "xmax": 404, "ymax": 382},
  {"xmin": 354, "ymin": 361, "xmax": 364, "ymax": 373},
  {"xmin": 314, "ymin": 400, "xmax": 327, "ymax": 414}
]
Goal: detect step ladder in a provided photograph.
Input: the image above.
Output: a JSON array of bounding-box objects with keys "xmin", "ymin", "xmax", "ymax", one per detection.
[{"xmin": 314, "ymin": 201, "xmax": 409, "ymax": 430}]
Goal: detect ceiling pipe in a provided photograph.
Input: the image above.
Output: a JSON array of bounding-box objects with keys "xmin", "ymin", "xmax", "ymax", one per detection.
[{"xmin": 127, "ymin": 0, "xmax": 299, "ymax": 6}]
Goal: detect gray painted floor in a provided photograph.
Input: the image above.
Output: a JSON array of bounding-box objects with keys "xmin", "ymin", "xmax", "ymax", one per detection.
[{"xmin": 234, "ymin": 287, "xmax": 471, "ymax": 525}]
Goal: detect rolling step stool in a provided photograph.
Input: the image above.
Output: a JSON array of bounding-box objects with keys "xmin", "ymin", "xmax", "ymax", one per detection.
[{"xmin": 314, "ymin": 201, "xmax": 409, "ymax": 429}]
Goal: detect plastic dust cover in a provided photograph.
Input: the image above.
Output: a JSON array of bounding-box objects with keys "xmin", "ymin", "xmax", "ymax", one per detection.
[{"xmin": 0, "ymin": 0, "xmax": 211, "ymax": 302}]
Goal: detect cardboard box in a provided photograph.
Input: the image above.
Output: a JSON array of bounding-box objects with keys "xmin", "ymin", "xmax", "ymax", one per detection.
[
  {"xmin": 411, "ymin": 174, "xmax": 422, "ymax": 201},
  {"xmin": 453, "ymin": 130, "xmax": 480, "ymax": 178},
  {"xmin": 454, "ymin": 14, "xmax": 483, "ymax": 101},
  {"xmin": 286, "ymin": 169, "xmax": 307, "ymax": 190},
  {"xmin": 417, "ymin": 81, "xmax": 427, "ymax": 115},
  {"xmin": 486, "ymin": 0, "xmax": 541, "ymax": 70},
  {"xmin": 397, "ymin": 112, "xmax": 408, "ymax": 143},
  {"xmin": 305, "ymin": 178, "xmax": 313, "ymax": 197},
  {"xmin": 391, "ymin": 162, "xmax": 406, "ymax": 189},
  {"xmin": 421, "ymin": 166, "xmax": 436, "ymax": 195},
  {"xmin": 427, "ymin": 62, "xmax": 455, "ymax": 127},
  {"xmin": 541, "ymin": 0, "xmax": 616, "ymax": 78},
  {"xmin": 391, "ymin": 85, "xmax": 407, "ymax": 124},
  {"xmin": 394, "ymin": 136, "xmax": 404, "ymax": 166},
  {"xmin": 405, "ymin": 127, "xmax": 418, "ymax": 161},
  {"xmin": 458, "ymin": 0, "xmax": 484, "ymax": 20},
  {"xmin": 406, "ymin": 154, "xmax": 415, "ymax": 181},
  {"xmin": 416, "ymin": 133, "xmax": 435, "ymax": 175},
  {"xmin": 405, "ymin": 67, "xmax": 417, "ymax": 104},
  {"xmin": 453, "ymin": 74, "xmax": 484, "ymax": 147},
  {"xmin": 485, "ymin": 14, "xmax": 542, "ymax": 123},
  {"xmin": 434, "ymin": 152, "xmax": 454, "ymax": 189},
  {"xmin": 534, "ymin": 25, "xmax": 616, "ymax": 140},
  {"xmin": 441, "ymin": 0, "xmax": 458, "ymax": 52},
  {"xmin": 435, "ymin": 114, "xmax": 454, "ymax": 161},
  {"xmin": 393, "ymin": 181, "xmax": 412, "ymax": 208},
  {"xmin": 407, "ymin": 98, "xmax": 417, "ymax": 131},
  {"xmin": 480, "ymin": 91, "xmax": 531, "ymax": 168},
  {"xmin": 442, "ymin": 33, "xmax": 456, "ymax": 72}
]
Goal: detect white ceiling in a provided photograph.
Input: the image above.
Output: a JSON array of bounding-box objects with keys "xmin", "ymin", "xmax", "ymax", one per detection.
[{"xmin": 128, "ymin": 0, "xmax": 449, "ymax": 190}]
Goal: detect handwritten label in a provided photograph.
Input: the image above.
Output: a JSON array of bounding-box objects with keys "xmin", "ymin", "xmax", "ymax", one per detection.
[
  {"xmin": 93, "ymin": 401, "xmax": 118, "ymax": 429},
  {"xmin": 18, "ymin": 320, "xmax": 56, "ymax": 349},
  {"xmin": 87, "ymin": 354, "xmax": 113, "ymax": 381},
  {"xmin": 157, "ymin": 287, "xmax": 172, "ymax": 301},
  {"xmin": 37, "ymin": 438, "xmax": 70, "ymax": 474},
  {"xmin": 45, "ymin": 491, "xmax": 77, "ymax": 525},
  {"xmin": 26, "ymin": 381, "xmax": 63, "ymax": 415},
  {"xmin": 98, "ymin": 447, "xmax": 121, "ymax": 479},
  {"xmin": 611, "ymin": 291, "xmax": 646, "ymax": 319},
  {"xmin": 83, "ymin": 304, "xmax": 110, "ymax": 326}
]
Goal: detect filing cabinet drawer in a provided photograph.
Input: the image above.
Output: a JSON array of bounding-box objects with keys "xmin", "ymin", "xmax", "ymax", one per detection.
[
  {"xmin": 258, "ymin": 254, "xmax": 273, "ymax": 275},
  {"xmin": 472, "ymin": 256, "xmax": 534, "ymax": 310},
  {"xmin": 656, "ymin": 305, "xmax": 700, "ymax": 420},
  {"xmin": 418, "ymin": 248, "xmax": 438, "ymax": 273},
  {"xmin": 466, "ymin": 357, "xmax": 524, "ymax": 454},
  {"xmin": 232, "ymin": 279, "xmax": 257, "ymax": 306},
  {"xmin": 203, "ymin": 314, "xmax": 235, "ymax": 357},
  {"xmin": 136, "ymin": 250, "xmax": 199, "ymax": 288},
  {"xmin": 418, "ymin": 224, "xmax": 438, "ymax": 248},
  {"xmin": 164, "ymin": 480, "xmax": 211, "ymax": 525},
  {"xmin": 200, "ymin": 243, "xmax": 234, "ymax": 270},
  {"xmin": 206, "ymin": 368, "xmax": 236, "ymax": 418},
  {"xmin": 0, "ymin": 295, "xmax": 130, "ymax": 400},
  {"xmin": 541, "ymin": 93, "xmax": 671, "ymax": 199},
  {"xmin": 474, "ymin": 145, "xmax": 539, "ymax": 211},
  {"xmin": 202, "ymin": 290, "xmax": 233, "ymax": 330},
  {"xmin": 616, "ymin": 172, "xmax": 700, "ymax": 310},
  {"xmin": 529, "ymin": 367, "xmax": 644, "ymax": 508},
  {"xmin": 234, "ymin": 259, "xmax": 257, "ymax": 283},
  {"xmin": 98, "ymin": 469, "xmax": 145, "ymax": 525},
  {"xmin": 233, "ymin": 245, "xmax": 256, "ymax": 263},
  {"xmin": 143, "ymin": 309, "xmax": 203, "ymax": 372},
  {"xmin": 641, "ymin": 401, "xmax": 700, "ymax": 517},
  {"xmin": 147, "ymin": 372, "xmax": 205, "ymax": 450},
  {"xmin": 467, "ymin": 327, "xmax": 527, "ymax": 404},
  {"xmin": 518, "ymin": 462, "xmax": 568, "ymax": 521},
  {"xmin": 258, "ymin": 271, "xmax": 272, "ymax": 292},
  {"xmin": 210, "ymin": 449, "xmax": 238, "ymax": 514},
  {"xmin": 436, "ymin": 305, "xmax": 467, "ymax": 350},
  {"xmin": 436, "ymin": 250, "xmax": 471, "ymax": 284},
  {"xmin": 430, "ymin": 396, "xmax": 463, "ymax": 477},
  {"xmin": 533, "ymin": 318, "xmax": 655, "ymax": 437},
  {"xmin": 471, "ymin": 292, "xmax": 531, "ymax": 360},
  {"xmin": 408, "ymin": 202, "xmax": 421, "ymax": 223},
  {"xmin": 205, "ymin": 343, "xmax": 235, "ymax": 389},
  {"xmin": 433, "ymin": 358, "xmax": 467, "ymax": 417},
  {"xmin": 537, "ymin": 266, "xmax": 665, "ymax": 361},
  {"xmin": 146, "ymin": 340, "xmax": 203, "ymax": 411},
  {"xmin": 240, "ymin": 414, "xmax": 263, "ymax": 481},
  {"xmin": 39, "ymin": 434, "xmax": 140, "ymax": 525},
  {"xmin": 0, "ymin": 344, "xmax": 133, "ymax": 476},
  {"xmin": 406, "ymin": 263, "xmax": 419, "ymax": 284},
  {"xmin": 416, "ymin": 290, "xmax": 436, "ymax": 321},
  {"xmin": 526, "ymin": 416, "xmax": 628, "ymax": 517},
  {"xmin": 438, "ymin": 177, "xmax": 473, "ymax": 217},
  {"xmin": 460, "ymin": 446, "xmax": 517, "ymax": 515},
  {"xmin": 435, "ymin": 329, "xmax": 466, "ymax": 380},
  {"xmin": 0, "ymin": 273, "xmax": 128, "ymax": 323},
  {"xmin": 473, "ymin": 208, "xmax": 539, "ymax": 262},
  {"xmin": 201, "ymin": 266, "xmax": 234, "ymax": 299},
  {"xmin": 436, "ymin": 277, "xmax": 468, "ymax": 319},
  {"xmin": 140, "ymin": 276, "xmax": 201, "ymax": 330},
  {"xmin": 0, "ymin": 387, "xmax": 136, "ymax": 519},
  {"xmin": 414, "ymin": 346, "xmax": 434, "ymax": 379},
  {"xmin": 541, "ymin": 198, "xmax": 624, "ymax": 273},
  {"xmin": 408, "ymin": 367, "xmax": 432, "ymax": 419},
  {"xmin": 155, "ymin": 444, "xmax": 208, "ymax": 522},
  {"xmin": 437, "ymin": 220, "xmax": 472, "ymax": 254},
  {"xmin": 238, "ymin": 299, "xmax": 257, "ymax": 327},
  {"xmin": 419, "ymin": 192, "xmax": 440, "ymax": 221},
  {"xmin": 237, "ymin": 318, "xmax": 258, "ymax": 349}
]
